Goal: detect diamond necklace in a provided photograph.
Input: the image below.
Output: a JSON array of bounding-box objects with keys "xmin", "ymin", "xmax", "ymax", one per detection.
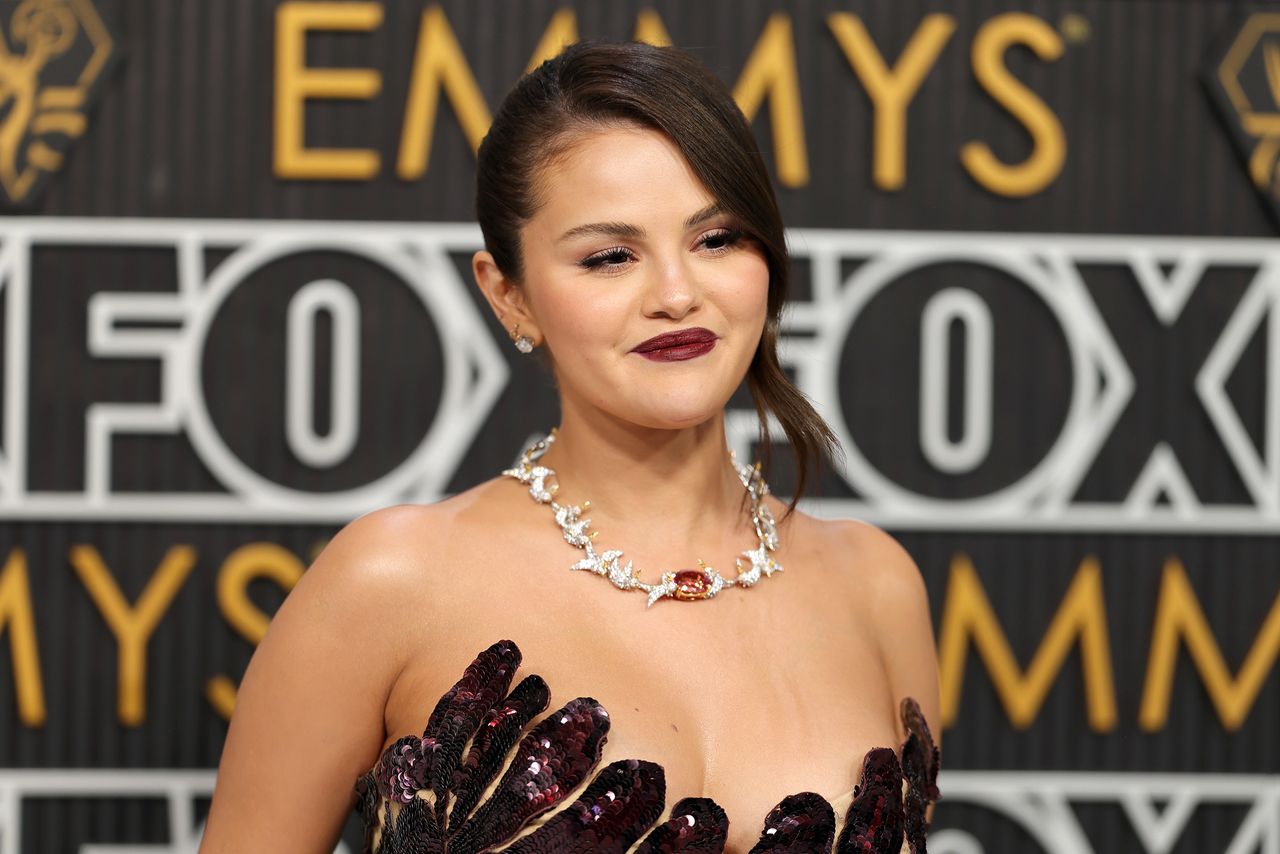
[{"xmin": 502, "ymin": 430, "xmax": 782, "ymax": 607}]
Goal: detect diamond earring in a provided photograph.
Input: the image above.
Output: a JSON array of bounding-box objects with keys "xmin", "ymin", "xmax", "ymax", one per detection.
[{"xmin": 510, "ymin": 323, "xmax": 535, "ymax": 354}]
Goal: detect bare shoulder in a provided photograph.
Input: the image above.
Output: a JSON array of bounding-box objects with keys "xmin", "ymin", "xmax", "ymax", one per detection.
[
  {"xmin": 790, "ymin": 510, "xmax": 927, "ymax": 604},
  {"xmin": 798, "ymin": 512, "xmax": 941, "ymax": 735},
  {"xmin": 270, "ymin": 493, "xmax": 487, "ymax": 656},
  {"xmin": 329, "ymin": 497, "xmax": 466, "ymax": 557},
  {"xmin": 293, "ymin": 477, "xmax": 534, "ymax": 629},
  {"xmin": 202, "ymin": 485, "xmax": 528, "ymax": 851},
  {"xmin": 259, "ymin": 501, "xmax": 465, "ymax": 672},
  {"xmin": 309, "ymin": 480, "xmax": 513, "ymax": 589},
  {"xmin": 201, "ymin": 499, "xmax": 469, "ymax": 851},
  {"xmin": 316, "ymin": 502, "xmax": 447, "ymax": 576}
]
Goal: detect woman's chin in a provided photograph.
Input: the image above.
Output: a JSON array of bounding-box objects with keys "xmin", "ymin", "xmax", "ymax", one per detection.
[{"xmin": 622, "ymin": 402, "xmax": 730, "ymax": 432}]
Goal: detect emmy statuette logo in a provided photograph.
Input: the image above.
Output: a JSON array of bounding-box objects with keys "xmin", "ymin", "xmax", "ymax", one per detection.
[
  {"xmin": 1207, "ymin": 13, "xmax": 1280, "ymax": 227},
  {"xmin": 0, "ymin": 0, "xmax": 115, "ymax": 206}
]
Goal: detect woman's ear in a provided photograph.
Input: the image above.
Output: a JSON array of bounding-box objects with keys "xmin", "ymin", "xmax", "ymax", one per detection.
[{"xmin": 472, "ymin": 250, "xmax": 542, "ymax": 345}]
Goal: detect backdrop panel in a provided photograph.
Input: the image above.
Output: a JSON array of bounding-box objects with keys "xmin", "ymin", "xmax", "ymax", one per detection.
[{"xmin": 0, "ymin": 1, "xmax": 1277, "ymax": 852}]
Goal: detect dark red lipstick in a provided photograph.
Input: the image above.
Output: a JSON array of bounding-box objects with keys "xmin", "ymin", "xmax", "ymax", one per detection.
[{"xmin": 631, "ymin": 327, "xmax": 718, "ymax": 362}]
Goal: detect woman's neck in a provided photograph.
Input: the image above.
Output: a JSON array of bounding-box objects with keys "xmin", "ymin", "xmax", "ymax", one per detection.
[{"xmin": 535, "ymin": 407, "xmax": 749, "ymax": 548}]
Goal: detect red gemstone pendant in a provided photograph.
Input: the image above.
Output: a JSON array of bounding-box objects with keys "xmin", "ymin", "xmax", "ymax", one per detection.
[{"xmin": 672, "ymin": 569, "xmax": 711, "ymax": 600}]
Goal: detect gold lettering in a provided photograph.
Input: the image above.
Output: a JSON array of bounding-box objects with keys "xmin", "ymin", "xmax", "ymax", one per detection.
[
  {"xmin": 828, "ymin": 13, "xmax": 955, "ymax": 190},
  {"xmin": 1140, "ymin": 557, "xmax": 1280, "ymax": 732},
  {"xmin": 732, "ymin": 13, "xmax": 808, "ymax": 188},
  {"xmin": 205, "ymin": 544, "xmax": 306, "ymax": 720},
  {"xmin": 524, "ymin": 8, "xmax": 579, "ymax": 73},
  {"xmin": 69, "ymin": 546, "xmax": 196, "ymax": 726},
  {"xmin": 634, "ymin": 9, "xmax": 673, "ymax": 47},
  {"xmin": 524, "ymin": 9, "xmax": 672, "ymax": 73},
  {"xmin": 0, "ymin": 549, "xmax": 45, "ymax": 726},
  {"xmin": 961, "ymin": 13, "xmax": 1066, "ymax": 197},
  {"xmin": 273, "ymin": 2, "xmax": 384, "ymax": 179},
  {"xmin": 938, "ymin": 554, "xmax": 1117, "ymax": 731},
  {"xmin": 397, "ymin": 5, "xmax": 493, "ymax": 180}
]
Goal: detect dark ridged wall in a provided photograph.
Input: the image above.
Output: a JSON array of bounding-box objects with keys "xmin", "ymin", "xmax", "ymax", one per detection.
[{"xmin": 0, "ymin": 1, "xmax": 1276, "ymax": 852}]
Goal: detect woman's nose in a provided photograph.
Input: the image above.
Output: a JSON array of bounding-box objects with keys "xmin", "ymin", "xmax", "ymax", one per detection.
[{"xmin": 642, "ymin": 257, "xmax": 700, "ymax": 320}]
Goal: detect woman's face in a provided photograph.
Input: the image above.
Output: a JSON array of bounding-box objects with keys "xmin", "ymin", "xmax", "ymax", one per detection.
[{"xmin": 509, "ymin": 125, "xmax": 770, "ymax": 431}]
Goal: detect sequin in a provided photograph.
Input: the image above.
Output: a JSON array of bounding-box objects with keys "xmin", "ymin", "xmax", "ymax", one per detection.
[
  {"xmin": 836, "ymin": 748, "xmax": 904, "ymax": 853},
  {"xmin": 634, "ymin": 797, "xmax": 729, "ymax": 853},
  {"xmin": 748, "ymin": 793, "xmax": 835, "ymax": 853},
  {"xmin": 355, "ymin": 641, "xmax": 941, "ymax": 854},
  {"xmin": 899, "ymin": 698, "xmax": 941, "ymax": 854}
]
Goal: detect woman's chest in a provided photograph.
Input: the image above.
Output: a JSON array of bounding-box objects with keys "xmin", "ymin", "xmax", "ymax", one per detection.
[
  {"xmin": 587, "ymin": 682, "xmax": 900, "ymax": 852},
  {"xmin": 382, "ymin": 615, "xmax": 900, "ymax": 851}
]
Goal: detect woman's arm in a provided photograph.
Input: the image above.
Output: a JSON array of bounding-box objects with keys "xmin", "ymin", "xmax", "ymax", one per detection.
[{"xmin": 200, "ymin": 506, "xmax": 430, "ymax": 853}]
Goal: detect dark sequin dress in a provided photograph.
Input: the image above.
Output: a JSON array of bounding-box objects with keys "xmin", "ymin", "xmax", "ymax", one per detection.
[{"xmin": 354, "ymin": 640, "xmax": 940, "ymax": 854}]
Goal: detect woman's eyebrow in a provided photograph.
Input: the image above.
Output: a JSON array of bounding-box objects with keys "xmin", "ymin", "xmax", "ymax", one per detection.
[
  {"xmin": 557, "ymin": 221, "xmax": 643, "ymax": 244},
  {"xmin": 556, "ymin": 204, "xmax": 724, "ymax": 245},
  {"xmin": 682, "ymin": 203, "xmax": 722, "ymax": 229}
]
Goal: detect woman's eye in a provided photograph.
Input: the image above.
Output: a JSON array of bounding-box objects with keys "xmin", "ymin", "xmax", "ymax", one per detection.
[
  {"xmin": 579, "ymin": 247, "xmax": 635, "ymax": 270},
  {"xmin": 699, "ymin": 228, "xmax": 743, "ymax": 253}
]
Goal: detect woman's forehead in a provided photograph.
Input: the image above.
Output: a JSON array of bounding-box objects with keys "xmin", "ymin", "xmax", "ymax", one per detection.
[{"xmin": 529, "ymin": 127, "xmax": 718, "ymax": 233}]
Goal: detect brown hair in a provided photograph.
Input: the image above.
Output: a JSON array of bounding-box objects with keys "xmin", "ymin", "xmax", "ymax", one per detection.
[{"xmin": 475, "ymin": 41, "xmax": 837, "ymax": 508}]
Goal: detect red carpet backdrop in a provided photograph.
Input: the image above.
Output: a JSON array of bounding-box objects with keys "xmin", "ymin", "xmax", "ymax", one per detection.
[{"xmin": 0, "ymin": 1, "xmax": 1278, "ymax": 851}]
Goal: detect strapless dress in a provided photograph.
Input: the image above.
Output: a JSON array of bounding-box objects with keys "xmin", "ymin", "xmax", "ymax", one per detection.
[{"xmin": 353, "ymin": 640, "xmax": 940, "ymax": 853}]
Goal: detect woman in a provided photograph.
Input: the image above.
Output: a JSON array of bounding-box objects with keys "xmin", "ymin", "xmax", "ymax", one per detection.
[{"xmin": 201, "ymin": 41, "xmax": 940, "ymax": 854}]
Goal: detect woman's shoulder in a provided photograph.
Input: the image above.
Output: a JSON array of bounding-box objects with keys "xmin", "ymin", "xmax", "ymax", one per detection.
[
  {"xmin": 785, "ymin": 508, "xmax": 932, "ymax": 646},
  {"xmin": 301, "ymin": 477, "xmax": 541, "ymax": 617},
  {"xmin": 325, "ymin": 477, "xmax": 525, "ymax": 566},
  {"xmin": 793, "ymin": 509, "xmax": 940, "ymax": 741},
  {"xmin": 786, "ymin": 508, "xmax": 925, "ymax": 592},
  {"xmin": 305, "ymin": 503, "xmax": 441, "ymax": 591}
]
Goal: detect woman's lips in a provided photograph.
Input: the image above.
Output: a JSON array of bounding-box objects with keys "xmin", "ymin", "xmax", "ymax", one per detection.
[{"xmin": 631, "ymin": 327, "xmax": 718, "ymax": 362}]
